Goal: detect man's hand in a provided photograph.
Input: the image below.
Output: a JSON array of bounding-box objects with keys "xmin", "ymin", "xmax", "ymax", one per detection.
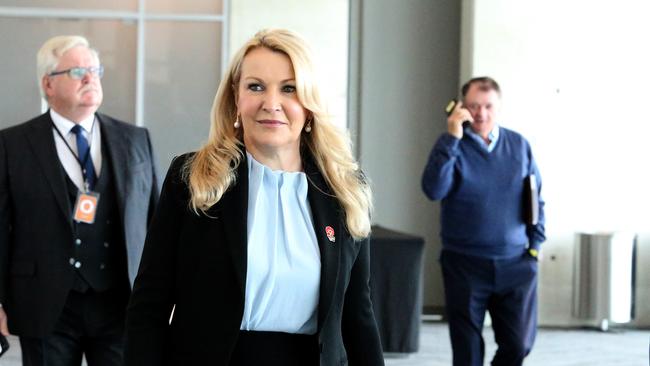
[
  {"xmin": 0, "ymin": 307, "xmax": 9, "ymax": 336},
  {"xmin": 447, "ymin": 101, "xmax": 473, "ymax": 139}
]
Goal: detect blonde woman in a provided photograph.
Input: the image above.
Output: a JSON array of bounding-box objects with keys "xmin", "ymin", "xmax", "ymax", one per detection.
[{"xmin": 124, "ymin": 29, "xmax": 384, "ymax": 366}]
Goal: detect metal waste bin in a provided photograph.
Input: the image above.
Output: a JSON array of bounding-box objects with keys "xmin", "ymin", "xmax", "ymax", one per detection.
[{"xmin": 572, "ymin": 232, "xmax": 636, "ymax": 331}]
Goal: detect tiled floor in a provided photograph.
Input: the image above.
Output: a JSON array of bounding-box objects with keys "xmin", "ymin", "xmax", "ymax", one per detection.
[
  {"xmin": 386, "ymin": 322, "xmax": 649, "ymax": 366},
  {"xmin": 1, "ymin": 322, "xmax": 648, "ymax": 365}
]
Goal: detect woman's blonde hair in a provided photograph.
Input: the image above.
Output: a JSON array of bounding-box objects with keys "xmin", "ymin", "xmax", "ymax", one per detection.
[{"xmin": 186, "ymin": 28, "xmax": 372, "ymax": 239}]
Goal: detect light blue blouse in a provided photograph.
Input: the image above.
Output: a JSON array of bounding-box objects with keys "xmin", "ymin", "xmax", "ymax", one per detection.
[{"xmin": 240, "ymin": 153, "xmax": 321, "ymax": 334}]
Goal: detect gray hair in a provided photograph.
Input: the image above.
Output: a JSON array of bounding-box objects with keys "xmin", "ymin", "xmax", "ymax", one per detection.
[{"xmin": 37, "ymin": 35, "xmax": 100, "ymax": 100}]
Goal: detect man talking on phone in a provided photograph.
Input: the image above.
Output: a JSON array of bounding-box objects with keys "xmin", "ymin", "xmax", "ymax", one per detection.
[{"xmin": 421, "ymin": 77, "xmax": 545, "ymax": 366}]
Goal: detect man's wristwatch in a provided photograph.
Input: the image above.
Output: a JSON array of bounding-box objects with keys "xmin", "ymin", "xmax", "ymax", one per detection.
[{"xmin": 527, "ymin": 248, "xmax": 539, "ymax": 259}]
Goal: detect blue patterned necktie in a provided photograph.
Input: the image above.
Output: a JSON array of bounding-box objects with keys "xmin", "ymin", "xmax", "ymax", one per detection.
[{"xmin": 70, "ymin": 124, "xmax": 96, "ymax": 191}]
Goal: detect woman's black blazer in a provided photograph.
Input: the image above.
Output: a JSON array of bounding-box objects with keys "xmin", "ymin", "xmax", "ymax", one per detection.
[{"xmin": 124, "ymin": 152, "xmax": 384, "ymax": 366}]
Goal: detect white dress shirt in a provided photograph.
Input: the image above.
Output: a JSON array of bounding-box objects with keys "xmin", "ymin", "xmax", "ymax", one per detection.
[{"xmin": 50, "ymin": 109, "xmax": 102, "ymax": 191}]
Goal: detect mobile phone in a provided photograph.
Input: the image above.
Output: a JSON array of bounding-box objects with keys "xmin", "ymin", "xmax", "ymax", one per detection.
[
  {"xmin": 445, "ymin": 99, "xmax": 471, "ymax": 128},
  {"xmin": 0, "ymin": 334, "xmax": 9, "ymax": 357}
]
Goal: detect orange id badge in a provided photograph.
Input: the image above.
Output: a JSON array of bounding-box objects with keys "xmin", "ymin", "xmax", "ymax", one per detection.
[{"xmin": 73, "ymin": 191, "xmax": 100, "ymax": 224}]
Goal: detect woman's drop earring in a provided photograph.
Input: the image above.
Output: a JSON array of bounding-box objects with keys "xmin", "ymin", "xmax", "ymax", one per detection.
[{"xmin": 304, "ymin": 117, "xmax": 312, "ymax": 133}]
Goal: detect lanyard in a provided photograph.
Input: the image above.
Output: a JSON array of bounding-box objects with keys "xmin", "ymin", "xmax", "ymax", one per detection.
[{"xmin": 51, "ymin": 120, "xmax": 96, "ymax": 191}]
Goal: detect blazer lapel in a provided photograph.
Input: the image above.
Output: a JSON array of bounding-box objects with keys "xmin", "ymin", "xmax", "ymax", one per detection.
[
  {"xmin": 218, "ymin": 154, "xmax": 249, "ymax": 297},
  {"xmin": 305, "ymin": 158, "xmax": 341, "ymax": 331},
  {"xmin": 97, "ymin": 114, "xmax": 128, "ymax": 219},
  {"xmin": 26, "ymin": 113, "xmax": 72, "ymax": 227}
]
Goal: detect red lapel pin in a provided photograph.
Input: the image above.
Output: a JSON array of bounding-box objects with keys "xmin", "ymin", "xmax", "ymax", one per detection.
[{"xmin": 325, "ymin": 226, "xmax": 336, "ymax": 243}]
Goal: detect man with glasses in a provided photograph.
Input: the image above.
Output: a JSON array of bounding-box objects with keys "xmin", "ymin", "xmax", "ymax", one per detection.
[{"xmin": 0, "ymin": 35, "xmax": 159, "ymax": 366}]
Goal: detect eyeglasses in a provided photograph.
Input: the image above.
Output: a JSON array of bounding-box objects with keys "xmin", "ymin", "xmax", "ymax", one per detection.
[{"xmin": 48, "ymin": 66, "xmax": 104, "ymax": 80}]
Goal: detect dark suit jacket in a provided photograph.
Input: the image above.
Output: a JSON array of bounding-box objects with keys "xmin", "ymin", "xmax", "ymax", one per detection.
[
  {"xmin": 124, "ymin": 153, "xmax": 384, "ymax": 366},
  {"xmin": 0, "ymin": 111, "xmax": 159, "ymax": 337}
]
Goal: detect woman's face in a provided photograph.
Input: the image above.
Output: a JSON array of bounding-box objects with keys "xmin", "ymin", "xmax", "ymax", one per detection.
[{"xmin": 236, "ymin": 47, "xmax": 308, "ymax": 156}]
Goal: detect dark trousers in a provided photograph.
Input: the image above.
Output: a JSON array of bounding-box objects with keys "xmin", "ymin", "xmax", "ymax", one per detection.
[
  {"xmin": 20, "ymin": 287, "xmax": 129, "ymax": 366},
  {"xmin": 229, "ymin": 330, "xmax": 319, "ymax": 366},
  {"xmin": 440, "ymin": 249, "xmax": 538, "ymax": 366}
]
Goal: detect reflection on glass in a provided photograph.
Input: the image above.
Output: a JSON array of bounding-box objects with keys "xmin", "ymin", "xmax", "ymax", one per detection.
[
  {"xmin": 144, "ymin": 21, "xmax": 222, "ymax": 171},
  {"xmin": 0, "ymin": 0, "xmax": 136, "ymax": 11},
  {"xmin": 0, "ymin": 17, "xmax": 136, "ymax": 129},
  {"xmin": 145, "ymin": 0, "xmax": 223, "ymax": 14}
]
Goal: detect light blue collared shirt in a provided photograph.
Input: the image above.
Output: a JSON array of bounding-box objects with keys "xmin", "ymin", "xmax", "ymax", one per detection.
[
  {"xmin": 240, "ymin": 153, "xmax": 320, "ymax": 335},
  {"xmin": 465, "ymin": 124, "xmax": 500, "ymax": 152}
]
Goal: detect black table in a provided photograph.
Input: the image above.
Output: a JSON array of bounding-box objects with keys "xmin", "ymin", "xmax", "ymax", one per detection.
[{"xmin": 369, "ymin": 225, "xmax": 425, "ymax": 353}]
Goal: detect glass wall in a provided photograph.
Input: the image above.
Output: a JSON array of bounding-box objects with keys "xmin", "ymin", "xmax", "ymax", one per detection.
[{"xmin": 145, "ymin": 21, "xmax": 222, "ymax": 169}]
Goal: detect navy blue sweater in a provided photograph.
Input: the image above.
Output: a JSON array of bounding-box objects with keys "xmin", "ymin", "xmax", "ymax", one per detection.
[{"xmin": 422, "ymin": 128, "xmax": 545, "ymax": 258}]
